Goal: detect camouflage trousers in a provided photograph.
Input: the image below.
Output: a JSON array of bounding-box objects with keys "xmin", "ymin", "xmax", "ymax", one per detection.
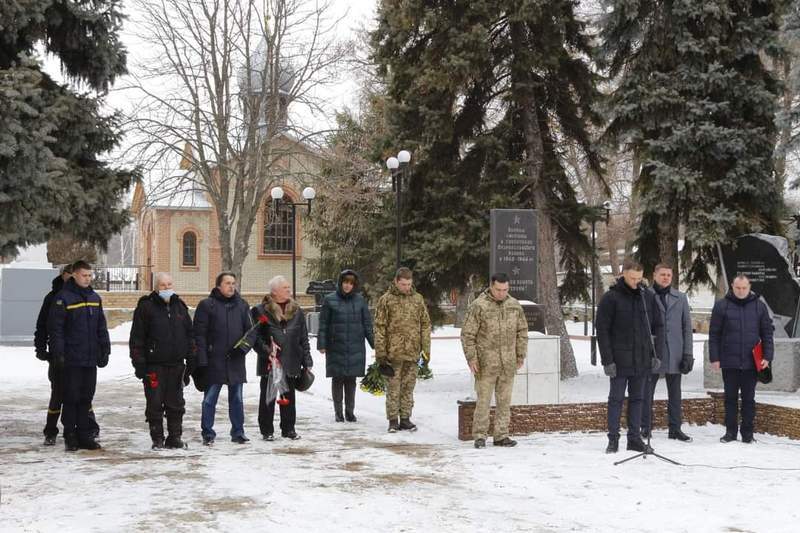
[
  {"xmin": 385, "ymin": 360, "xmax": 417, "ymax": 420},
  {"xmin": 472, "ymin": 372, "xmax": 515, "ymax": 440}
]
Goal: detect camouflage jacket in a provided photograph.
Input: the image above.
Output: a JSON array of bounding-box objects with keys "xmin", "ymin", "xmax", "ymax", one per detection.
[
  {"xmin": 374, "ymin": 285, "xmax": 432, "ymax": 362},
  {"xmin": 460, "ymin": 290, "xmax": 528, "ymax": 377}
]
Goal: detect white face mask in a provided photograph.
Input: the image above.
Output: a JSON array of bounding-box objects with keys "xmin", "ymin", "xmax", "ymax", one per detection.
[{"xmin": 158, "ymin": 289, "xmax": 175, "ymax": 302}]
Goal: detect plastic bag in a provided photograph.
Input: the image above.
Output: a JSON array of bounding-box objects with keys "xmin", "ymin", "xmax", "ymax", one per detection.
[{"xmin": 263, "ymin": 353, "xmax": 291, "ymax": 405}]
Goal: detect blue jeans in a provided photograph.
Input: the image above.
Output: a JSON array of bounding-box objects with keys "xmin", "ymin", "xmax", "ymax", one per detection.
[{"xmin": 201, "ymin": 383, "xmax": 245, "ymax": 439}]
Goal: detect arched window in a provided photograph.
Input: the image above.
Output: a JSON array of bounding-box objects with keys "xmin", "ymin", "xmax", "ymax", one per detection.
[
  {"xmin": 182, "ymin": 231, "xmax": 197, "ymax": 266},
  {"xmin": 264, "ymin": 201, "xmax": 294, "ymax": 254}
]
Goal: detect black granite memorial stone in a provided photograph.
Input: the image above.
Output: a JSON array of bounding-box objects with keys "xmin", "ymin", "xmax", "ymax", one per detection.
[
  {"xmin": 522, "ymin": 303, "xmax": 546, "ymax": 334},
  {"xmin": 490, "ymin": 209, "xmax": 538, "ymax": 302},
  {"xmin": 306, "ymin": 279, "xmax": 337, "ymax": 311},
  {"xmin": 720, "ymin": 234, "xmax": 800, "ymax": 337}
]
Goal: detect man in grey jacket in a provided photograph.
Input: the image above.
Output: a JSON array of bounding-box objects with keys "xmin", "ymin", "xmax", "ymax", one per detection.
[{"xmin": 641, "ymin": 263, "xmax": 694, "ymax": 442}]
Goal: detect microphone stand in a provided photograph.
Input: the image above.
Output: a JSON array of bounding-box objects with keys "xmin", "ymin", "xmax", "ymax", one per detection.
[{"xmin": 615, "ymin": 282, "xmax": 680, "ymax": 466}]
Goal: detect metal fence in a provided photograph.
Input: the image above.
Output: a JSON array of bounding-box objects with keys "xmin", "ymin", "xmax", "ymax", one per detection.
[{"xmin": 91, "ymin": 265, "xmax": 150, "ymax": 292}]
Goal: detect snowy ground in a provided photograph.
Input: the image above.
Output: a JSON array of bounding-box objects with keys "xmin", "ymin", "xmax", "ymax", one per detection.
[{"xmin": 2, "ymin": 323, "xmax": 800, "ymax": 532}]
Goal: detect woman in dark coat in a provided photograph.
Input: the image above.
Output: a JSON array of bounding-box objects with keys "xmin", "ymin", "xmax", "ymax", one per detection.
[
  {"xmin": 317, "ymin": 269, "xmax": 374, "ymax": 422},
  {"xmin": 252, "ymin": 275, "xmax": 313, "ymax": 440}
]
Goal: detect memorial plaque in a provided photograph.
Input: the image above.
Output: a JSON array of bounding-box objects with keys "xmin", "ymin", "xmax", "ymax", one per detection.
[
  {"xmin": 306, "ymin": 279, "xmax": 337, "ymax": 311},
  {"xmin": 720, "ymin": 234, "xmax": 800, "ymax": 337},
  {"xmin": 521, "ymin": 303, "xmax": 546, "ymax": 334},
  {"xmin": 490, "ymin": 209, "xmax": 538, "ymax": 302}
]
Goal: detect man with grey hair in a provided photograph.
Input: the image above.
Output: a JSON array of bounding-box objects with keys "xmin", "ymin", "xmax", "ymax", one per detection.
[
  {"xmin": 252, "ymin": 275, "xmax": 313, "ymax": 440},
  {"xmin": 130, "ymin": 272, "xmax": 195, "ymax": 449}
]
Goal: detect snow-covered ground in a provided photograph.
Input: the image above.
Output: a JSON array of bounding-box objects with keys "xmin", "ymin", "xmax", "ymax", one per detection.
[{"xmin": 2, "ymin": 323, "xmax": 800, "ymax": 532}]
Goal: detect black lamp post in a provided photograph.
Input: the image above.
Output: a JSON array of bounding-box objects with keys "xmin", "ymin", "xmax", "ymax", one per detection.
[
  {"xmin": 270, "ymin": 185, "xmax": 316, "ymax": 297},
  {"xmin": 386, "ymin": 150, "xmax": 411, "ymax": 270},
  {"xmin": 583, "ymin": 200, "xmax": 611, "ymax": 366}
]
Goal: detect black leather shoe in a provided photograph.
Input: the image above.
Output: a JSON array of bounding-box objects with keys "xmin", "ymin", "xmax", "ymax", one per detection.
[
  {"xmin": 605, "ymin": 436, "xmax": 619, "ymax": 454},
  {"xmin": 44, "ymin": 435, "xmax": 57, "ymax": 446},
  {"xmin": 262, "ymin": 433, "xmax": 274, "ymax": 441},
  {"xmin": 668, "ymin": 429, "xmax": 692, "ymax": 442},
  {"xmin": 345, "ymin": 412, "xmax": 357, "ymax": 423},
  {"xmin": 474, "ymin": 438, "xmax": 486, "ymax": 449},
  {"xmin": 720, "ymin": 433, "xmax": 737, "ymax": 443},
  {"xmin": 164, "ymin": 436, "xmax": 186, "ymax": 449},
  {"xmin": 65, "ymin": 435, "xmax": 79, "ymax": 452},
  {"xmin": 151, "ymin": 437, "xmax": 165, "ymax": 450},
  {"xmin": 626, "ymin": 438, "xmax": 653, "ymax": 453},
  {"xmin": 334, "ymin": 412, "xmax": 344, "ymax": 422},
  {"xmin": 742, "ymin": 435, "xmax": 756, "ymax": 444},
  {"xmin": 282, "ymin": 431, "xmax": 301, "ymax": 440},
  {"xmin": 493, "ymin": 437, "xmax": 517, "ymax": 447},
  {"xmin": 640, "ymin": 428, "xmax": 651, "ymax": 439},
  {"xmin": 202, "ymin": 436, "xmax": 215, "ymax": 446},
  {"xmin": 231, "ymin": 435, "xmax": 250, "ymax": 444}
]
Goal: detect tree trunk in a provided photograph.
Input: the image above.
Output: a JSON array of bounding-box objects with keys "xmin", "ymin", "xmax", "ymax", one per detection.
[
  {"xmin": 510, "ymin": 17, "xmax": 577, "ymax": 379},
  {"xmin": 775, "ymin": 56, "xmax": 792, "ymax": 193},
  {"xmin": 657, "ymin": 209, "xmax": 679, "ymax": 286}
]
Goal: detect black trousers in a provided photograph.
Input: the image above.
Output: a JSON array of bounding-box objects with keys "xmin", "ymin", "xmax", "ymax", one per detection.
[
  {"xmin": 143, "ymin": 365, "xmax": 186, "ymax": 440},
  {"xmin": 62, "ymin": 366, "xmax": 98, "ymax": 442},
  {"xmin": 641, "ymin": 373, "xmax": 683, "ymax": 432},
  {"xmin": 258, "ymin": 376, "xmax": 296, "ymax": 436},
  {"xmin": 44, "ymin": 362, "xmax": 99, "ymax": 438},
  {"xmin": 722, "ymin": 368, "xmax": 758, "ymax": 439},
  {"xmin": 332, "ymin": 376, "xmax": 356, "ymax": 416},
  {"xmin": 607, "ymin": 374, "xmax": 646, "ymax": 439}
]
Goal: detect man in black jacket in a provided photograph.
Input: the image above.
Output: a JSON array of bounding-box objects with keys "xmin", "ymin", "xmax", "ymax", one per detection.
[
  {"xmin": 193, "ymin": 272, "xmax": 256, "ymax": 446},
  {"xmin": 34, "ymin": 264, "xmax": 99, "ymax": 445},
  {"xmin": 48, "ymin": 261, "xmax": 110, "ymax": 452},
  {"xmin": 130, "ymin": 272, "xmax": 195, "ymax": 449},
  {"xmin": 596, "ymin": 259, "xmax": 663, "ymax": 454}
]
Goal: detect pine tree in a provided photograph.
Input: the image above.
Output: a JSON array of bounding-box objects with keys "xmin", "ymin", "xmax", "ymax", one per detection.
[
  {"xmin": 372, "ymin": 0, "xmax": 604, "ymax": 377},
  {"xmin": 0, "ymin": 0, "xmax": 132, "ymax": 257},
  {"xmin": 600, "ymin": 0, "xmax": 784, "ymax": 285}
]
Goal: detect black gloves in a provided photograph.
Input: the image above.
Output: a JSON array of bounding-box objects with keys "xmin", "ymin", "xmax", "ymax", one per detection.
[
  {"xmin": 680, "ymin": 354, "xmax": 694, "ymax": 374},
  {"xmin": 183, "ymin": 358, "xmax": 196, "ymax": 386},
  {"xmin": 192, "ymin": 366, "xmax": 208, "ymax": 392},
  {"xmin": 651, "ymin": 357, "xmax": 661, "ymax": 372},
  {"xmin": 97, "ymin": 352, "xmax": 109, "ymax": 368},
  {"xmin": 603, "ymin": 363, "xmax": 617, "ymax": 378},
  {"xmin": 36, "ymin": 350, "xmax": 50, "ymax": 362},
  {"xmin": 378, "ymin": 362, "xmax": 395, "ymax": 377},
  {"xmin": 134, "ymin": 363, "xmax": 147, "ymax": 380},
  {"xmin": 52, "ymin": 353, "xmax": 65, "ymax": 367}
]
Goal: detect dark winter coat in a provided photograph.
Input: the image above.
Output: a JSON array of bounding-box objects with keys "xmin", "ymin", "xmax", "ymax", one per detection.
[
  {"xmin": 193, "ymin": 289, "xmax": 255, "ymax": 385},
  {"xmin": 649, "ymin": 285, "xmax": 693, "ymax": 374},
  {"xmin": 34, "ymin": 275, "xmax": 65, "ymax": 359},
  {"xmin": 252, "ymin": 295, "xmax": 312, "ymax": 378},
  {"xmin": 596, "ymin": 277, "xmax": 664, "ymax": 376},
  {"xmin": 47, "ymin": 279, "xmax": 111, "ymax": 368},
  {"xmin": 317, "ymin": 269, "xmax": 375, "ymax": 378},
  {"xmin": 709, "ymin": 291, "xmax": 774, "ymax": 370},
  {"xmin": 129, "ymin": 292, "xmax": 195, "ymax": 367}
]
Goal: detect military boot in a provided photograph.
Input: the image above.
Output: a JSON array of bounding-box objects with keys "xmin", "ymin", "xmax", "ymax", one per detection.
[
  {"xmin": 151, "ymin": 437, "xmax": 165, "ymax": 450},
  {"xmin": 64, "ymin": 434, "xmax": 79, "ymax": 452},
  {"xmin": 165, "ymin": 435, "xmax": 186, "ymax": 449},
  {"xmin": 399, "ymin": 418, "xmax": 417, "ymax": 432},
  {"xmin": 388, "ymin": 419, "xmax": 400, "ymax": 433}
]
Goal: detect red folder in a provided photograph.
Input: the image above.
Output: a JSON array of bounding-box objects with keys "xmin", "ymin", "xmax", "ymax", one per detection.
[{"xmin": 752, "ymin": 341, "xmax": 764, "ymax": 369}]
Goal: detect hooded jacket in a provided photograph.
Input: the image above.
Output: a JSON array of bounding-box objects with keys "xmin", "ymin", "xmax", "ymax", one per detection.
[
  {"xmin": 317, "ymin": 269, "xmax": 375, "ymax": 378},
  {"xmin": 374, "ymin": 283, "xmax": 432, "ymax": 363},
  {"xmin": 34, "ymin": 275, "xmax": 66, "ymax": 359}
]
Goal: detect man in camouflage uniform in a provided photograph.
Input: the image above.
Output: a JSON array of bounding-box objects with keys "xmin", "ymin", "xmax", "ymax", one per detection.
[
  {"xmin": 375, "ymin": 267, "xmax": 432, "ymax": 433},
  {"xmin": 461, "ymin": 273, "xmax": 528, "ymax": 448}
]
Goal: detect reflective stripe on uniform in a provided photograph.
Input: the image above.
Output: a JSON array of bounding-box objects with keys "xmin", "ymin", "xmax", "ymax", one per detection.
[{"xmin": 65, "ymin": 302, "xmax": 101, "ymax": 310}]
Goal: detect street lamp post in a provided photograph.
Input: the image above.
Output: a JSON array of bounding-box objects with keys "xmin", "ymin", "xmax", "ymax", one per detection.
[
  {"xmin": 270, "ymin": 185, "xmax": 316, "ymax": 297},
  {"xmin": 583, "ymin": 200, "xmax": 611, "ymax": 366},
  {"xmin": 386, "ymin": 150, "xmax": 411, "ymax": 270}
]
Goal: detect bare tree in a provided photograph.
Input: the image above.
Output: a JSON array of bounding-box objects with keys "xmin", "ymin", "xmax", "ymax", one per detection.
[{"xmin": 121, "ymin": 0, "xmax": 350, "ymax": 281}]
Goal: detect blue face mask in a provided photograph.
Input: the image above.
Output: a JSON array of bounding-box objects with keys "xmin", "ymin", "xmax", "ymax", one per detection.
[{"xmin": 158, "ymin": 289, "xmax": 175, "ymax": 302}]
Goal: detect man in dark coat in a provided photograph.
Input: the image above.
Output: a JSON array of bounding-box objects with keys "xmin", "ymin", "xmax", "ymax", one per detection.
[
  {"xmin": 596, "ymin": 259, "xmax": 663, "ymax": 454},
  {"xmin": 709, "ymin": 274, "xmax": 774, "ymax": 443},
  {"xmin": 641, "ymin": 263, "xmax": 694, "ymax": 442},
  {"xmin": 47, "ymin": 261, "xmax": 110, "ymax": 451},
  {"xmin": 130, "ymin": 272, "xmax": 195, "ymax": 449},
  {"xmin": 34, "ymin": 264, "xmax": 99, "ymax": 445},
  {"xmin": 317, "ymin": 269, "xmax": 374, "ymax": 422},
  {"xmin": 193, "ymin": 272, "xmax": 256, "ymax": 445},
  {"xmin": 253, "ymin": 275, "xmax": 313, "ymax": 441}
]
